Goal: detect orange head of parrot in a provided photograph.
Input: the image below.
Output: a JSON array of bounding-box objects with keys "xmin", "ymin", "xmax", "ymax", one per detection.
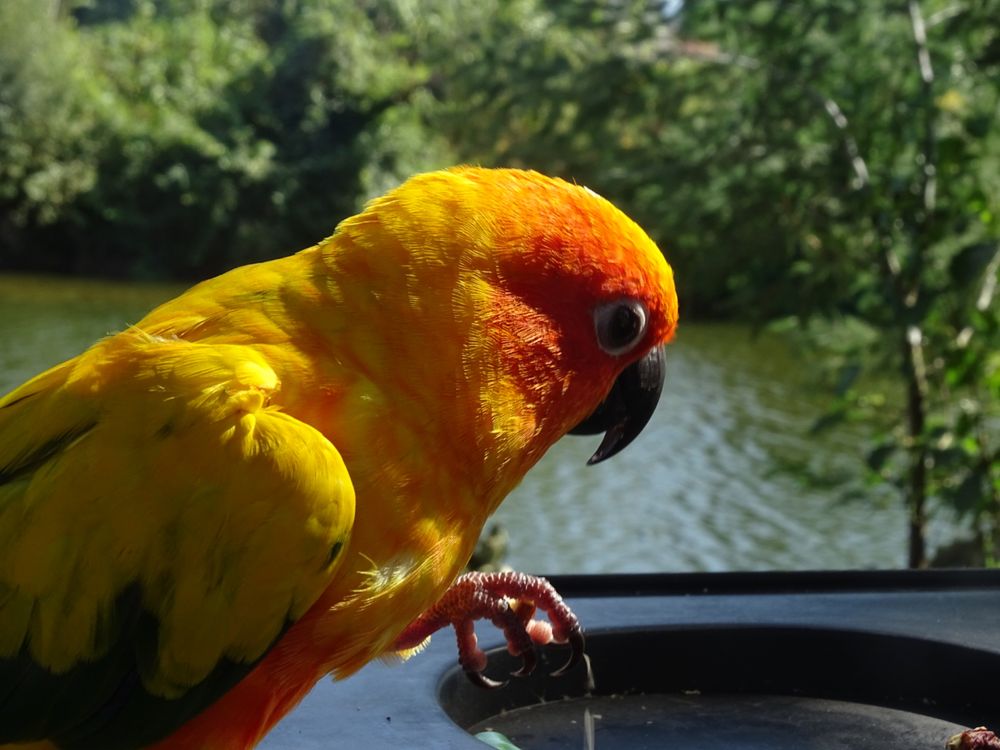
[{"xmin": 331, "ymin": 166, "xmax": 678, "ymax": 475}]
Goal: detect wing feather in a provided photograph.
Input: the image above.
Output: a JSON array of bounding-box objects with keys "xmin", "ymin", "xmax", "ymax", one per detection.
[{"xmin": 0, "ymin": 331, "xmax": 355, "ymax": 747}]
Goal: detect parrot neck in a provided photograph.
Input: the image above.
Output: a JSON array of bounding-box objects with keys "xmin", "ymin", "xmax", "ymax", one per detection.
[{"xmin": 303, "ymin": 236, "xmax": 576, "ymax": 518}]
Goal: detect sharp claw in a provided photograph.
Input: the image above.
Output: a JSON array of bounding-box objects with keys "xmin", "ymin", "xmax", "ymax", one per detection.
[
  {"xmin": 406, "ymin": 572, "xmax": 586, "ymax": 690},
  {"xmin": 511, "ymin": 647, "xmax": 537, "ymax": 678},
  {"xmin": 550, "ymin": 626, "xmax": 585, "ymax": 676},
  {"xmin": 466, "ymin": 669, "xmax": 507, "ymax": 689}
]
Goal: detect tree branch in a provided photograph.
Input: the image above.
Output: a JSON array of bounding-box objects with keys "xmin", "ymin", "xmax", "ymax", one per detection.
[{"xmin": 909, "ymin": 0, "xmax": 937, "ymax": 222}]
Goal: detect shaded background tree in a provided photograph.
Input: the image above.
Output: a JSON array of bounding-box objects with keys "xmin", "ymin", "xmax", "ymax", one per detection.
[{"xmin": 1, "ymin": 0, "xmax": 448, "ymax": 278}]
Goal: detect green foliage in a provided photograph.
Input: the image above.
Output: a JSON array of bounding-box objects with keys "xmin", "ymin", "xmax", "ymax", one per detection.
[
  {"xmin": 0, "ymin": 0, "xmax": 451, "ymax": 278},
  {"xmin": 417, "ymin": 0, "xmax": 999, "ymax": 564},
  {"xmin": 0, "ymin": 0, "xmax": 100, "ymax": 237},
  {"xmin": 682, "ymin": 0, "xmax": 1000, "ymax": 565}
]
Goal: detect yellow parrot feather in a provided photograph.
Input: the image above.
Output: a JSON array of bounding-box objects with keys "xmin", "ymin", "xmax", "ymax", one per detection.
[{"xmin": 0, "ymin": 167, "xmax": 676, "ymax": 749}]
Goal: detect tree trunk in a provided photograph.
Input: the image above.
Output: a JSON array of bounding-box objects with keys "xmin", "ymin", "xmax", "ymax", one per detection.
[{"xmin": 904, "ymin": 325, "xmax": 929, "ymax": 568}]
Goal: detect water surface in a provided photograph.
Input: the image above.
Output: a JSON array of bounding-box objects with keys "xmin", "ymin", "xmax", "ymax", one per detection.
[{"xmin": 0, "ymin": 274, "xmax": 927, "ymax": 571}]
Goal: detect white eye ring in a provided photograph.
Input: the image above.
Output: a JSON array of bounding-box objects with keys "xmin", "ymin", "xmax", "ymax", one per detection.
[{"xmin": 593, "ymin": 298, "xmax": 648, "ymax": 357}]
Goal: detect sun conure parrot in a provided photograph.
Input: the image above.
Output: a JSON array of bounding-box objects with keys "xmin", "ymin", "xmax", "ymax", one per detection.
[{"xmin": 0, "ymin": 167, "xmax": 678, "ymax": 749}]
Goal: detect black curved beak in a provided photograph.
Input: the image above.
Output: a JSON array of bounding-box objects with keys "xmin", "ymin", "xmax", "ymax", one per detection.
[{"xmin": 569, "ymin": 346, "xmax": 665, "ymax": 465}]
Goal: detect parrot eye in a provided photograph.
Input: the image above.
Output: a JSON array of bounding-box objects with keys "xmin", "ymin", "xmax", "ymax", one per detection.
[{"xmin": 593, "ymin": 298, "xmax": 648, "ymax": 356}]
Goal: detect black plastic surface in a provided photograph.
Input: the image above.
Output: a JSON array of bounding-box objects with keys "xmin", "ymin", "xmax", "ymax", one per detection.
[{"xmin": 259, "ymin": 570, "xmax": 1000, "ymax": 749}]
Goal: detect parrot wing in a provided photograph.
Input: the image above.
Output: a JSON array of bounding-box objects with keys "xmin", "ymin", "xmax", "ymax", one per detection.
[{"xmin": 0, "ymin": 331, "xmax": 355, "ymax": 749}]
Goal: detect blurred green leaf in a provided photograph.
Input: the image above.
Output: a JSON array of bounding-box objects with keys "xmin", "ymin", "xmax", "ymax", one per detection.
[
  {"xmin": 810, "ymin": 407, "xmax": 847, "ymax": 435},
  {"xmin": 866, "ymin": 442, "xmax": 896, "ymax": 473},
  {"xmin": 475, "ymin": 731, "xmax": 523, "ymax": 750},
  {"xmin": 835, "ymin": 363, "xmax": 862, "ymax": 397},
  {"xmin": 946, "ymin": 471, "xmax": 986, "ymax": 517},
  {"xmin": 950, "ymin": 243, "xmax": 999, "ymax": 287}
]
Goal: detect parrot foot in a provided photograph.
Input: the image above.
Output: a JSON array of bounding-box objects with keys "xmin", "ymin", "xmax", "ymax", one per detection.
[
  {"xmin": 947, "ymin": 727, "xmax": 1000, "ymax": 750},
  {"xmin": 393, "ymin": 571, "xmax": 584, "ymax": 689}
]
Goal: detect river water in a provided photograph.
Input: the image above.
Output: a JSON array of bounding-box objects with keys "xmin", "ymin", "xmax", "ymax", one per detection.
[{"xmin": 0, "ymin": 273, "xmax": 942, "ymax": 572}]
